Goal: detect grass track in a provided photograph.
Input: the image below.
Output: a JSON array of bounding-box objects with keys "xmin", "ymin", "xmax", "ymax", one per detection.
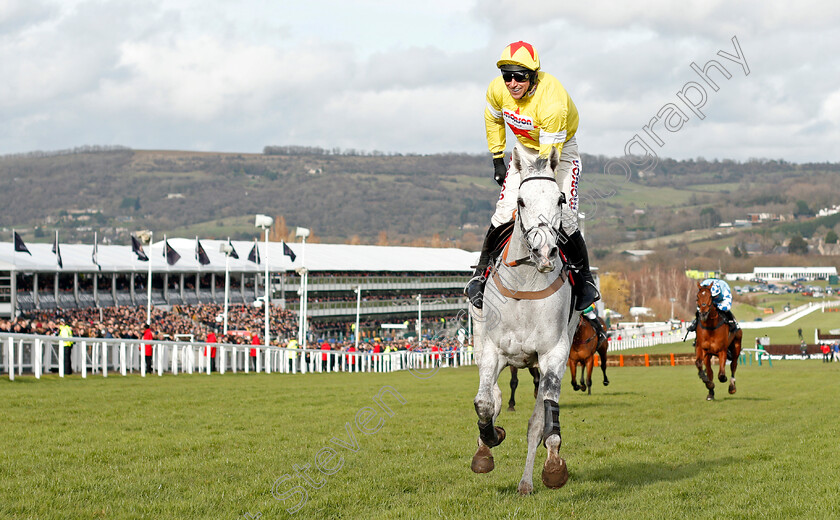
[{"xmin": 2, "ymin": 361, "xmax": 839, "ymax": 519}]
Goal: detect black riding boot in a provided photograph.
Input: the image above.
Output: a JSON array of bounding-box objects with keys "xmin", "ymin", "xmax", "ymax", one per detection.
[
  {"xmin": 589, "ymin": 315, "xmax": 606, "ymax": 341},
  {"xmin": 721, "ymin": 309, "xmax": 738, "ymax": 332},
  {"xmin": 687, "ymin": 310, "xmax": 700, "ymax": 333},
  {"xmin": 558, "ymin": 230, "xmax": 600, "ymax": 312},
  {"xmin": 465, "ymin": 225, "xmax": 497, "ymax": 309}
]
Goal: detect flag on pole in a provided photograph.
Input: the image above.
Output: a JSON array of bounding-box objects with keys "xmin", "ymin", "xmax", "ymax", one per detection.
[
  {"xmin": 14, "ymin": 231, "xmax": 31, "ymax": 255},
  {"xmin": 247, "ymin": 241, "xmax": 260, "ymax": 264},
  {"xmin": 92, "ymin": 232, "xmax": 101, "ymax": 270},
  {"xmin": 195, "ymin": 237, "xmax": 210, "ymax": 265},
  {"xmin": 227, "ymin": 239, "xmax": 239, "ymax": 259},
  {"xmin": 131, "ymin": 235, "xmax": 149, "ymax": 261},
  {"xmin": 52, "ymin": 231, "xmax": 63, "ymax": 268},
  {"xmin": 164, "ymin": 239, "xmax": 181, "ymax": 266},
  {"xmin": 282, "ymin": 242, "xmax": 297, "ymax": 262}
]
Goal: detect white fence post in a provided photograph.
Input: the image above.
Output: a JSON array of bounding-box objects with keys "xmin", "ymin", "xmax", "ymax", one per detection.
[{"xmin": 81, "ymin": 341, "xmax": 87, "ymax": 379}]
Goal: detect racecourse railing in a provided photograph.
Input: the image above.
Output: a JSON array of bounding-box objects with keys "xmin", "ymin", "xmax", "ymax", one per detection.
[{"xmin": 0, "ymin": 333, "xmax": 474, "ymax": 381}]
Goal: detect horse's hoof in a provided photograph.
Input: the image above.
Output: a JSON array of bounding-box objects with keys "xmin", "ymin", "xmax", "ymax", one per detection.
[
  {"xmin": 728, "ymin": 384, "xmax": 737, "ymax": 395},
  {"xmin": 706, "ymin": 394, "xmax": 715, "ymax": 401},
  {"xmin": 718, "ymin": 374, "xmax": 727, "ymax": 383},
  {"xmin": 603, "ymin": 380, "xmax": 609, "ymax": 386},
  {"xmin": 507, "ymin": 405, "xmax": 516, "ymax": 412},
  {"xmin": 517, "ymin": 480, "xmax": 533, "ymax": 495},
  {"xmin": 471, "ymin": 445, "xmax": 494, "ymax": 473},
  {"xmin": 541, "ymin": 457, "xmax": 569, "ymax": 489}
]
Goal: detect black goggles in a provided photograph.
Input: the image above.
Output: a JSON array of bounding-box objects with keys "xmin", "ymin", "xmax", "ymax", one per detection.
[{"xmin": 502, "ymin": 71, "xmax": 530, "ymax": 83}]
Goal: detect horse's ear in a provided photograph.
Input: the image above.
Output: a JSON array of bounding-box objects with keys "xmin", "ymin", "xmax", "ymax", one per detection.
[
  {"xmin": 549, "ymin": 146, "xmax": 560, "ymax": 172},
  {"xmin": 511, "ymin": 146, "xmax": 522, "ymax": 173},
  {"xmin": 696, "ymin": 281, "xmax": 701, "ymax": 290}
]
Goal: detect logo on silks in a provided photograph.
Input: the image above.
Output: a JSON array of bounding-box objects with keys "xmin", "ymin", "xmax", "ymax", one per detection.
[
  {"xmin": 503, "ymin": 108, "xmax": 536, "ymax": 142},
  {"xmin": 568, "ymin": 159, "xmax": 581, "ymax": 211}
]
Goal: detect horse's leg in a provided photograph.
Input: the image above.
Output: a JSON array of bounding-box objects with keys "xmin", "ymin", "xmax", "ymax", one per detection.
[
  {"xmin": 578, "ymin": 361, "xmax": 586, "ymax": 392},
  {"xmin": 704, "ymin": 355, "xmax": 715, "ymax": 400},
  {"xmin": 537, "ymin": 348, "xmax": 571, "ymax": 490},
  {"xmin": 569, "ymin": 359, "xmax": 580, "ymax": 391},
  {"xmin": 717, "ymin": 344, "xmax": 728, "ymax": 383},
  {"xmin": 518, "ymin": 385, "xmax": 545, "ymax": 495},
  {"xmin": 599, "ymin": 342, "xmax": 609, "ymax": 386},
  {"xmin": 471, "ymin": 354, "xmax": 507, "ymax": 473},
  {"xmin": 508, "ymin": 366, "xmax": 519, "ymax": 412},
  {"xmin": 585, "ymin": 355, "xmax": 594, "ymax": 395},
  {"xmin": 529, "ymin": 366, "xmax": 540, "ymax": 399},
  {"xmin": 729, "ymin": 333, "xmax": 742, "ymax": 395},
  {"xmin": 695, "ymin": 346, "xmax": 710, "ymax": 385}
]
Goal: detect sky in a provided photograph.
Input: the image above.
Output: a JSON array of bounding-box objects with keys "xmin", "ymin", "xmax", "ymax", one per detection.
[{"xmin": 2, "ymin": 0, "xmax": 839, "ymax": 163}]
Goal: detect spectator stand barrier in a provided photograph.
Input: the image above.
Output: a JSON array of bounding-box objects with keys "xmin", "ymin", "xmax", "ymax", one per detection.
[{"xmin": 1, "ymin": 332, "xmax": 475, "ymax": 380}]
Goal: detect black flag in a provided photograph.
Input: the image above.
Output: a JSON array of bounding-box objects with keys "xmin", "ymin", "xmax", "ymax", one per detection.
[
  {"xmin": 195, "ymin": 238, "xmax": 210, "ymax": 265},
  {"xmin": 164, "ymin": 240, "xmax": 181, "ymax": 266},
  {"xmin": 282, "ymin": 242, "xmax": 297, "ymax": 262},
  {"xmin": 227, "ymin": 239, "xmax": 239, "ymax": 259},
  {"xmin": 52, "ymin": 231, "xmax": 63, "ymax": 268},
  {"xmin": 131, "ymin": 235, "xmax": 149, "ymax": 261},
  {"xmin": 14, "ymin": 231, "xmax": 31, "ymax": 255},
  {"xmin": 248, "ymin": 242, "xmax": 260, "ymax": 264}
]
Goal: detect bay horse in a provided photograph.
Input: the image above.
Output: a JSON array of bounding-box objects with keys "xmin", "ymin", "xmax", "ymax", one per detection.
[
  {"xmin": 507, "ymin": 316, "xmax": 609, "ymax": 409},
  {"xmin": 694, "ymin": 282, "xmax": 742, "ymax": 400},
  {"xmin": 569, "ymin": 316, "xmax": 609, "ymax": 395},
  {"xmin": 470, "ymin": 144, "xmax": 579, "ymax": 495}
]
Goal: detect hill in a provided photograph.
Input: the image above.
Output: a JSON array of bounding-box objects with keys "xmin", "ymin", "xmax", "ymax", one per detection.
[{"xmin": 2, "ymin": 146, "xmax": 839, "ymax": 252}]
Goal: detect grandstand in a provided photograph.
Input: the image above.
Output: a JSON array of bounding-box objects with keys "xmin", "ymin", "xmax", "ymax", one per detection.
[{"xmin": 1, "ymin": 238, "xmax": 474, "ymax": 338}]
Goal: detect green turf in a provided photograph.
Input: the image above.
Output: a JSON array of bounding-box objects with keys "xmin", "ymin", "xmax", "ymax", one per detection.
[{"xmin": 2, "ymin": 359, "xmax": 839, "ymax": 519}]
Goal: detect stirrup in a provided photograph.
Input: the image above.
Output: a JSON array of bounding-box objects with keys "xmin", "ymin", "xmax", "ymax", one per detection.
[{"xmin": 466, "ymin": 275, "xmax": 487, "ymax": 309}]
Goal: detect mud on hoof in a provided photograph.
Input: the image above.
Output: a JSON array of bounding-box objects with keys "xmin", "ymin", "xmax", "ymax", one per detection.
[
  {"xmin": 471, "ymin": 445, "xmax": 495, "ymax": 474},
  {"xmin": 507, "ymin": 405, "xmax": 516, "ymax": 412},
  {"xmin": 541, "ymin": 457, "xmax": 569, "ymax": 489},
  {"xmin": 728, "ymin": 382, "xmax": 737, "ymax": 395}
]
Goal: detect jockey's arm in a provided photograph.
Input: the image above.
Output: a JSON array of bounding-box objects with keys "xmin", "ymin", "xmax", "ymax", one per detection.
[
  {"xmin": 536, "ymin": 98, "xmax": 568, "ymax": 159},
  {"xmin": 484, "ymin": 97, "xmax": 506, "ymax": 160}
]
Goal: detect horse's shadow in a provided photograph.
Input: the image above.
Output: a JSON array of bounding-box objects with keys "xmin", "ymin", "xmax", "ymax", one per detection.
[{"xmin": 494, "ymin": 456, "xmax": 738, "ymax": 496}]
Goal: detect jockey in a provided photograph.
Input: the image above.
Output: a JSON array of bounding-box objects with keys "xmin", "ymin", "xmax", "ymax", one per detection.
[
  {"xmin": 687, "ymin": 278, "xmax": 739, "ymax": 333},
  {"xmin": 466, "ymin": 41, "xmax": 599, "ymax": 312},
  {"xmin": 581, "ymin": 303, "xmax": 607, "ymax": 341}
]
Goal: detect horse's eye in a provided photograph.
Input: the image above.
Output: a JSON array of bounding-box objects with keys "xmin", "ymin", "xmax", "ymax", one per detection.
[{"xmin": 517, "ymin": 198, "xmax": 525, "ymax": 208}]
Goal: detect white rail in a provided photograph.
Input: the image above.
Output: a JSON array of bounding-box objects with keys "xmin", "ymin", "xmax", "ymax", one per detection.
[{"xmin": 1, "ymin": 332, "xmax": 474, "ymax": 380}]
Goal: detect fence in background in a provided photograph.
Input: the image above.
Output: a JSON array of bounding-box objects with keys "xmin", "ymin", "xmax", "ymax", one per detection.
[{"xmin": 1, "ymin": 333, "xmax": 474, "ymax": 381}]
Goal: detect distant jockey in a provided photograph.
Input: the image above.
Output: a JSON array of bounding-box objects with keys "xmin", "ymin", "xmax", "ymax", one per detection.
[
  {"xmin": 581, "ymin": 303, "xmax": 607, "ymax": 342},
  {"xmin": 687, "ymin": 278, "xmax": 738, "ymax": 334}
]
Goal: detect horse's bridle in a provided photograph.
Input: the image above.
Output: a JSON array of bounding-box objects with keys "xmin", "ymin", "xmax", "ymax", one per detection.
[{"xmin": 517, "ymin": 175, "xmax": 562, "ymax": 260}]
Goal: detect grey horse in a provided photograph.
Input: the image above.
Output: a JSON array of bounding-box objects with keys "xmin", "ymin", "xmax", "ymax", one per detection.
[{"xmin": 470, "ymin": 144, "xmax": 581, "ymax": 495}]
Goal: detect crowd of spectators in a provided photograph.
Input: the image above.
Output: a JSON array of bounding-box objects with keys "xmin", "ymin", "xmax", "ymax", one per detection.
[{"xmin": 0, "ymin": 303, "xmax": 467, "ymax": 353}]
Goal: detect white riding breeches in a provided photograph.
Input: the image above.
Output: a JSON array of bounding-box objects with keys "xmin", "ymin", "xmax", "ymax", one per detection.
[{"xmin": 490, "ymin": 137, "xmax": 581, "ymax": 234}]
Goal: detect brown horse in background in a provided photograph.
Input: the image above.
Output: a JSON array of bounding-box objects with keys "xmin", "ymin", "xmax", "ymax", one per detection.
[
  {"xmin": 695, "ymin": 282, "xmax": 742, "ymax": 400},
  {"xmin": 507, "ymin": 317, "xmax": 609, "ymax": 410},
  {"xmin": 569, "ymin": 316, "xmax": 609, "ymax": 395}
]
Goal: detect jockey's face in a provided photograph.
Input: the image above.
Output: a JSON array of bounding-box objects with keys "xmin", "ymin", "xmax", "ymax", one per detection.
[{"xmin": 504, "ymin": 75, "xmax": 530, "ymax": 100}]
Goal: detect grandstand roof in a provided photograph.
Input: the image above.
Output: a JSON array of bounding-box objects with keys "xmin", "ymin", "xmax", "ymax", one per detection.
[{"xmin": 0, "ymin": 238, "xmax": 476, "ymax": 274}]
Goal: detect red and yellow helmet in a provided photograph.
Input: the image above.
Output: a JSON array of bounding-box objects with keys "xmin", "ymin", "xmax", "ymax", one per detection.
[{"xmin": 496, "ymin": 41, "xmax": 540, "ymax": 71}]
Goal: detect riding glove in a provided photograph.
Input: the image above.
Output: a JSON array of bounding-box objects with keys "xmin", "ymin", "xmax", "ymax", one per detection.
[{"xmin": 493, "ymin": 157, "xmax": 507, "ymax": 186}]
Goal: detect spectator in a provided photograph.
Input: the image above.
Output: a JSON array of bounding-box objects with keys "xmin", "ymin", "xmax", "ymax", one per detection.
[
  {"xmin": 821, "ymin": 343, "xmax": 831, "ymax": 363},
  {"xmin": 321, "ymin": 341, "xmax": 331, "ymax": 372},
  {"xmin": 58, "ymin": 317, "xmax": 74, "ymax": 375},
  {"xmin": 286, "ymin": 338, "xmax": 298, "ymax": 372},
  {"xmin": 206, "ymin": 330, "xmax": 217, "ymax": 372},
  {"xmin": 142, "ymin": 324, "xmax": 154, "ymax": 374},
  {"xmin": 249, "ymin": 332, "xmax": 260, "ymax": 372}
]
